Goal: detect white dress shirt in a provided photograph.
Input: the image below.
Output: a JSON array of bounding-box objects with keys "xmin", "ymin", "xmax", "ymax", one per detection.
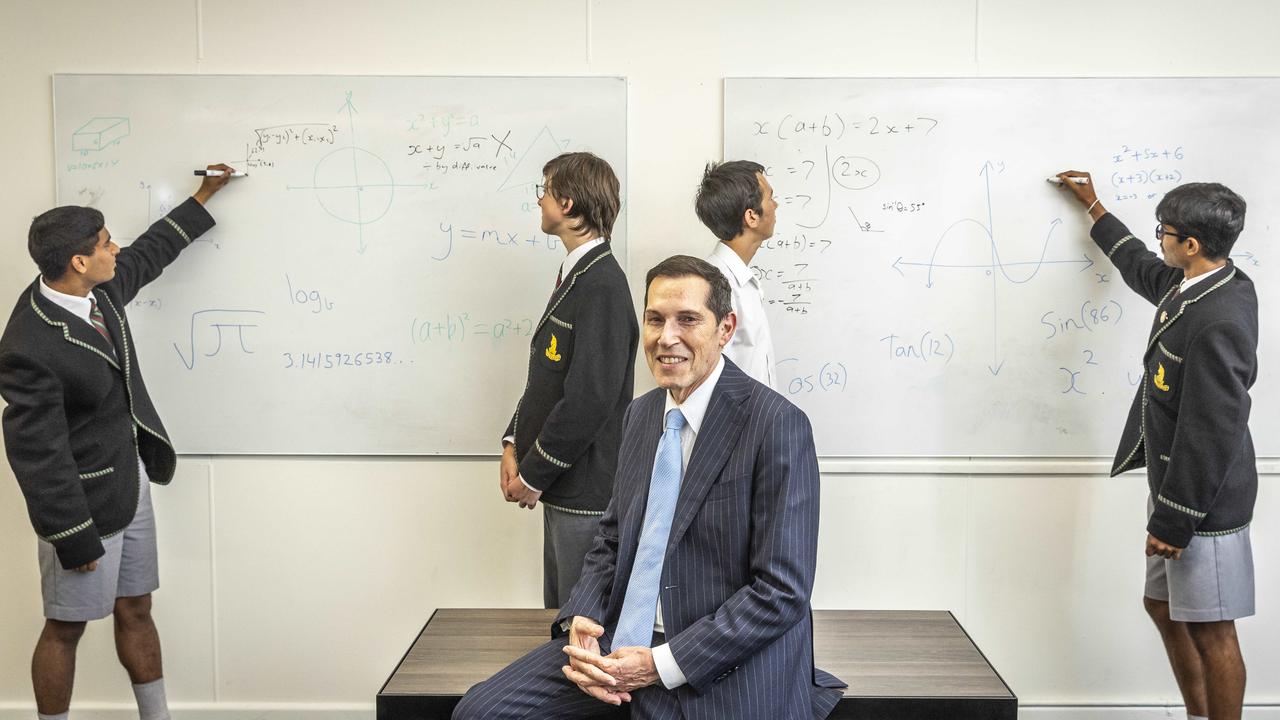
[
  {"xmin": 649, "ymin": 355, "xmax": 726, "ymax": 689},
  {"xmin": 506, "ymin": 236, "xmax": 608, "ymax": 485},
  {"xmin": 1179, "ymin": 263, "xmax": 1225, "ymax": 294},
  {"xmin": 706, "ymin": 242, "xmax": 776, "ymax": 388},
  {"xmin": 559, "ymin": 236, "xmax": 606, "ymax": 285},
  {"xmin": 39, "ymin": 277, "xmax": 94, "ymax": 322},
  {"xmin": 38, "ymin": 279, "xmax": 149, "ymax": 484}
]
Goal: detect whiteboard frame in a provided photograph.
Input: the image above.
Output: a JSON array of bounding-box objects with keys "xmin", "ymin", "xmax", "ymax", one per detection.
[
  {"xmin": 724, "ymin": 76, "xmax": 1278, "ymax": 461},
  {"xmin": 51, "ymin": 73, "xmax": 630, "ymax": 456}
]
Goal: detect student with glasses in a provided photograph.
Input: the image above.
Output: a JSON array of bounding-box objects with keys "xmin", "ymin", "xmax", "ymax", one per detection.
[
  {"xmin": 1056, "ymin": 171, "xmax": 1258, "ymax": 720},
  {"xmin": 498, "ymin": 152, "xmax": 637, "ymax": 609}
]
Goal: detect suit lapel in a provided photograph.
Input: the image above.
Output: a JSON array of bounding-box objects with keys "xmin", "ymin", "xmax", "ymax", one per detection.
[
  {"xmin": 666, "ymin": 363, "xmax": 751, "ymax": 553},
  {"xmin": 26, "ymin": 281, "xmax": 121, "ymax": 371},
  {"xmin": 532, "ymin": 242, "xmax": 613, "ymax": 339},
  {"xmin": 1145, "ymin": 263, "xmax": 1238, "ymax": 354},
  {"xmin": 623, "ymin": 394, "xmax": 665, "ymax": 527}
]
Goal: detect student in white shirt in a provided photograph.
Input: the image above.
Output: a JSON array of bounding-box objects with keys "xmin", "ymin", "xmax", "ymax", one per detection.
[{"xmin": 695, "ymin": 160, "xmax": 779, "ymax": 388}]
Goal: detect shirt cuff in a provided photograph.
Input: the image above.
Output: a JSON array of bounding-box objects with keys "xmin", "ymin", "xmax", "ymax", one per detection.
[
  {"xmin": 651, "ymin": 643, "xmax": 687, "ymax": 689},
  {"xmin": 519, "ymin": 474, "xmax": 538, "ymax": 492},
  {"xmin": 502, "ymin": 436, "xmax": 515, "ymax": 448}
]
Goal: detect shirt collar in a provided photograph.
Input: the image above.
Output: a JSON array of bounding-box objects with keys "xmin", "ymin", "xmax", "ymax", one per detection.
[
  {"xmin": 560, "ymin": 237, "xmax": 606, "ymax": 281},
  {"xmin": 39, "ymin": 277, "xmax": 93, "ymax": 323},
  {"xmin": 1180, "ymin": 264, "xmax": 1225, "ymax": 293},
  {"xmin": 709, "ymin": 241, "xmax": 755, "ymax": 287},
  {"xmin": 662, "ymin": 355, "xmax": 726, "ymax": 435}
]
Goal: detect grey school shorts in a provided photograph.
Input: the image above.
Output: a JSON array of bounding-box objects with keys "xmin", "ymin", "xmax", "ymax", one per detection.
[
  {"xmin": 1145, "ymin": 496, "xmax": 1255, "ymax": 622},
  {"xmin": 38, "ymin": 473, "xmax": 159, "ymax": 622}
]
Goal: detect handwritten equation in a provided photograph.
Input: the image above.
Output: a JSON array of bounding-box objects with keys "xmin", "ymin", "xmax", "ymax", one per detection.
[
  {"xmin": 244, "ymin": 123, "xmax": 339, "ymax": 168},
  {"xmin": 432, "ymin": 222, "xmax": 560, "ymax": 261},
  {"xmin": 752, "ymin": 113, "xmax": 939, "ymax": 141},
  {"xmin": 410, "ymin": 313, "xmax": 536, "ymax": 343}
]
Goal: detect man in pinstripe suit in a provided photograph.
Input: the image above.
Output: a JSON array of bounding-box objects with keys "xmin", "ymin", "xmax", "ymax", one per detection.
[{"xmin": 455, "ymin": 256, "xmax": 845, "ymax": 719}]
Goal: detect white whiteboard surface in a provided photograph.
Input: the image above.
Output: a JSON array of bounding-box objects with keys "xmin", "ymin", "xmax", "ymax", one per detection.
[
  {"xmin": 53, "ymin": 74, "xmax": 627, "ymax": 454},
  {"xmin": 726, "ymin": 78, "xmax": 1275, "ymax": 457}
]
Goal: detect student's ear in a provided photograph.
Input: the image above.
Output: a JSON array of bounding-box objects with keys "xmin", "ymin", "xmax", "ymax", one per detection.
[
  {"xmin": 69, "ymin": 256, "xmax": 88, "ymax": 275},
  {"xmin": 1185, "ymin": 236, "xmax": 1202, "ymax": 257},
  {"xmin": 560, "ymin": 196, "xmax": 574, "ymax": 215},
  {"xmin": 743, "ymin": 207, "xmax": 760, "ymax": 230}
]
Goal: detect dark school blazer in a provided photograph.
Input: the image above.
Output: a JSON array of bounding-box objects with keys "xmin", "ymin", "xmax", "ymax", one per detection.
[
  {"xmin": 1092, "ymin": 213, "xmax": 1258, "ymax": 548},
  {"xmin": 1, "ymin": 198, "xmax": 215, "ymax": 568},
  {"xmin": 504, "ymin": 241, "xmax": 637, "ymax": 512}
]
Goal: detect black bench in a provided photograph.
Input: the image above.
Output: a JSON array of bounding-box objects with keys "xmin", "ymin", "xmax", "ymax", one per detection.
[{"xmin": 378, "ymin": 608, "xmax": 1016, "ymax": 719}]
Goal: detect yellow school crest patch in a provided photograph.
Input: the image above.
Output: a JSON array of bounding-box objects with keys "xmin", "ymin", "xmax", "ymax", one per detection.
[
  {"xmin": 545, "ymin": 334, "xmax": 562, "ymax": 362},
  {"xmin": 1153, "ymin": 363, "xmax": 1170, "ymax": 392}
]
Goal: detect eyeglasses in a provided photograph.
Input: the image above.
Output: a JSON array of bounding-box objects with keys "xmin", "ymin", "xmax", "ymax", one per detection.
[
  {"xmin": 1154, "ymin": 224, "xmax": 1184, "ymax": 242},
  {"xmin": 535, "ymin": 183, "xmax": 547, "ymax": 200}
]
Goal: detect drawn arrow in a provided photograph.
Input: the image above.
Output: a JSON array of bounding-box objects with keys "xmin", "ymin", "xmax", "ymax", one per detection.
[{"xmin": 894, "ymin": 254, "xmax": 1095, "ymax": 272}]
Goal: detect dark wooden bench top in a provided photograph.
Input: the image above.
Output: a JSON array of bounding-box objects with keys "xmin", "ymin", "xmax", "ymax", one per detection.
[{"xmin": 378, "ymin": 608, "xmax": 1016, "ymax": 719}]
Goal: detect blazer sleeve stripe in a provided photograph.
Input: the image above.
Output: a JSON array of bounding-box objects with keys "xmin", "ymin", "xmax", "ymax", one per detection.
[
  {"xmin": 1107, "ymin": 235, "xmax": 1133, "ymax": 258},
  {"xmin": 1157, "ymin": 494, "xmax": 1207, "ymax": 519},
  {"xmin": 163, "ymin": 216, "xmax": 193, "ymax": 244},
  {"xmin": 41, "ymin": 518, "xmax": 95, "ymax": 542},
  {"xmin": 535, "ymin": 439, "xmax": 572, "ymax": 469}
]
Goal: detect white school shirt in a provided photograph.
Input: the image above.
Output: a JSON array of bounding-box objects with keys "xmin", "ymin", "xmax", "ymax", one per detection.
[
  {"xmin": 706, "ymin": 242, "xmax": 776, "ymax": 388},
  {"xmin": 38, "ymin": 279, "xmax": 150, "ymax": 484},
  {"xmin": 649, "ymin": 355, "xmax": 725, "ymax": 689},
  {"xmin": 1179, "ymin": 264, "xmax": 1225, "ymax": 294}
]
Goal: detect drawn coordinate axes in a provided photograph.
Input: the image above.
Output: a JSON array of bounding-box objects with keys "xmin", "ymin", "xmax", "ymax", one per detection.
[
  {"xmin": 891, "ymin": 162, "xmax": 1097, "ymax": 375},
  {"xmin": 284, "ymin": 92, "xmax": 435, "ymax": 253}
]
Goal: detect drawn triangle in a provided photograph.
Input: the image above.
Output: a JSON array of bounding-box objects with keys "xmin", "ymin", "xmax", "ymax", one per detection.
[{"xmin": 497, "ymin": 126, "xmax": 571, "ymax": 192}]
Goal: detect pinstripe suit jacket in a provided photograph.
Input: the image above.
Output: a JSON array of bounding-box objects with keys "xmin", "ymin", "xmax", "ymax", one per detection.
[{"xmin": 557, "ymin": 358, "xmax": 845, "ymax": 719}]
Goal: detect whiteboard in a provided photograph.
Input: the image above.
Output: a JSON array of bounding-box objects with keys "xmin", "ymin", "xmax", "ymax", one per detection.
[
  {"xmin": 54, "ymin": 74, "xmax": 627, "ymax": 454},
  {"xmin": 725, "ymin": 78, "xmax": 1276, "ymax": 457}
]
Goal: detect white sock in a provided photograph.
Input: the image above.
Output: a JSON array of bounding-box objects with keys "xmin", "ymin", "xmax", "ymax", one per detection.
[
  {"xmin": 1188, "ymin": 714, "xmax": 1208, "ymax": 720},
  {"xmin": 132, "ymin": 677, "xmax": 170, "ymax": 720},
  {"xmin": 37, "ymin": 713, "xmax": 69, "ymax": 720}
]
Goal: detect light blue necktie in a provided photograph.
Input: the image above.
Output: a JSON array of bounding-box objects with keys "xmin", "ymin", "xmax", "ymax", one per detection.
[{"xmin": 611, "ymin": 407, "xmax": 686, "ymax": 650}]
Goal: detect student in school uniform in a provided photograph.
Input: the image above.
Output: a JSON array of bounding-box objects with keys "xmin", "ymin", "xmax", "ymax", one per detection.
[
  {"xmin": 697, "ymin": 160, "xmax": 780, "ymax": 388},
  {"xmin": 1057, "ymin": 172, "xmax": 1258, "ymax": 720},
  {"xmin": 499, "ymin": 152, "xmax": 638, "ymax": 609},
  {"xmin": 1, "ymin": 165, "xmax": 238, "ymax": 720}
]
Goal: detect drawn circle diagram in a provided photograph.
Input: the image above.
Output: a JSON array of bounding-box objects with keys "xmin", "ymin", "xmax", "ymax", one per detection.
[
  {"xmin": 831, "ymin": 155, "xmax": 881, "ymax": 190},
  {"xmin": 312, "ymin": 146, "xmax": 396, "ymax": 226}
]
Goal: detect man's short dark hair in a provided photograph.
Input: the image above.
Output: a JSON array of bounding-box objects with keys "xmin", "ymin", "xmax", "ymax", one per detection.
[
  {"xmin": 695, "ymin": 160, "xmax": 765, "ymax": 242},
  {"xmin": 1156, "ymin": 182, "xmax": 1247, "ymax": 260},
  {"xmin": 543, "ymin": 152, "xmax": 621, "ymax": 239},
  {"xmin": 644, "ymin": 255, "xmax": 733, "ymax": 322},
  {"xmin": 28, "ymin": 205, "xmax": 104, "ymax": 280}
]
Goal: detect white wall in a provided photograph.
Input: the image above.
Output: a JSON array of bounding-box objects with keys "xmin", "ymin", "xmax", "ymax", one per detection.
[{"xmin": 0, "ymin": 1, "xmax": 1277, "ymax": 716}]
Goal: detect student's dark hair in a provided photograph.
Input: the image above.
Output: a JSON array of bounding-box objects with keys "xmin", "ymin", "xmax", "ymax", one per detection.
[
  {"xmin": 694, "ymin": 160, "xmax": 765, "ymax": 242},
  {"xmin": 1156, "ymin": 182, "xmax": 1247, "ymax": 260},
  {"xmin": 28, "ymin": 205, "xmax": 105, "ymax": 280},
  {"xmin": 542, "ymin": 152, "xmax": 621, "ymax": 238},
  {"xmin": 644, "ymin": 255, "xmax": 733, "ymax": 322}
]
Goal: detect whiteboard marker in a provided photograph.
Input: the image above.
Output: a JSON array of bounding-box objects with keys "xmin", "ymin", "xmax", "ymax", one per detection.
[
  {"xmin": 1046, "ymin": 176, "xmax": 1089, "ymax": 185},
  {"xmin": 194, "ymin": 169, "xmax": 247, "ymax": 177}
]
